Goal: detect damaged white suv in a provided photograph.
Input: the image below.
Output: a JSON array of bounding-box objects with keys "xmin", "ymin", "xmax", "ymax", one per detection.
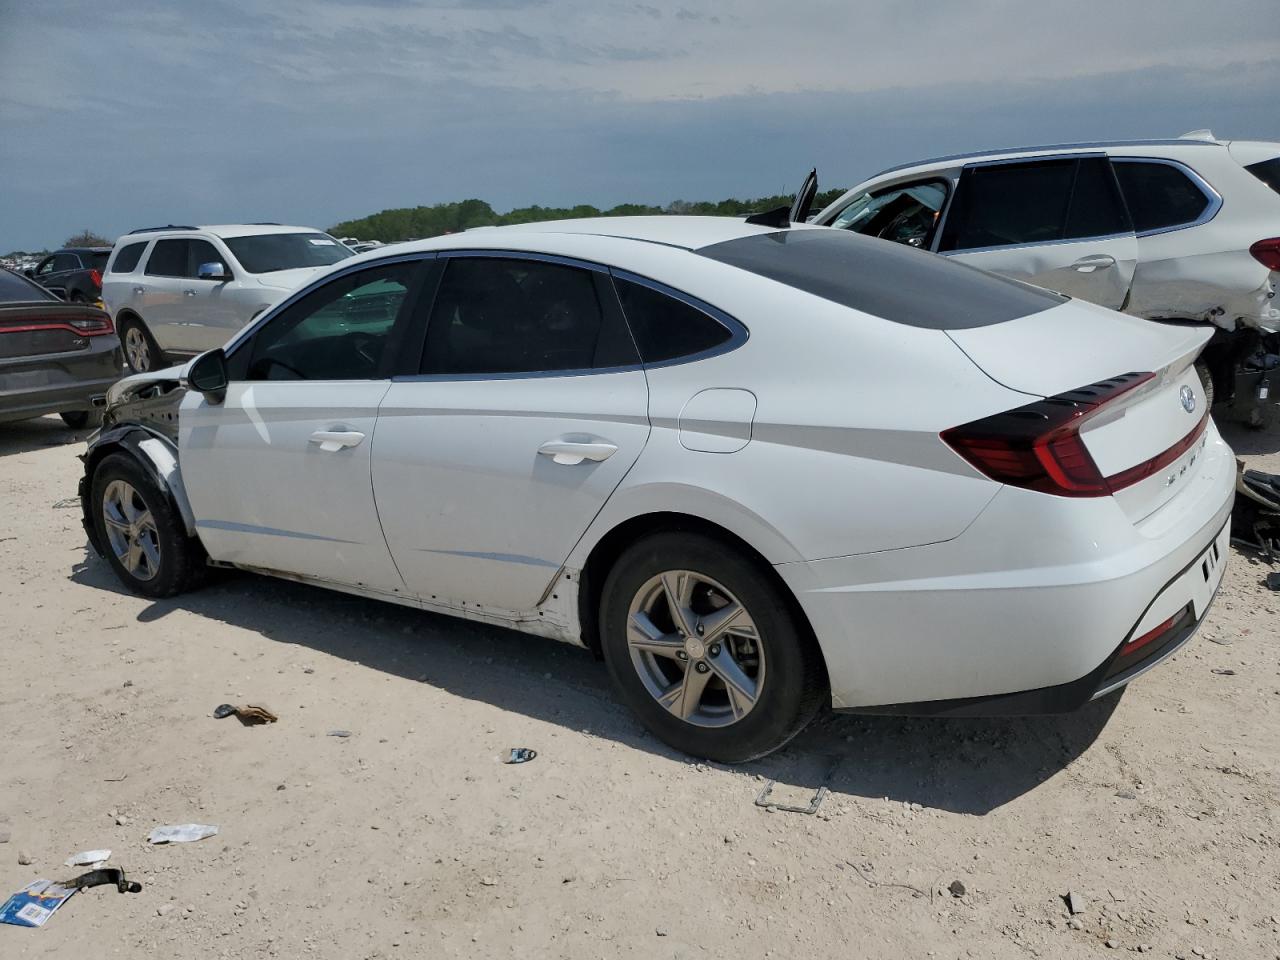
[{"xmin": 813, "ymin": 133, "xmax": 1280, "ymax": 411}]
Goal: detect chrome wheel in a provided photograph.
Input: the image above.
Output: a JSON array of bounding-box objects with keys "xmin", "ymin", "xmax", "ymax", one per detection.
[
  {"xmin": 124, "ymin": 326, "xmax": 152, "ymax": 372},
  {"xmin": 626, "ymin": 570, "xmax": 765, "ymax": 728},
  {"xmin": 101, "ymin": 480, "xmax": 161, "ymax": 581}
]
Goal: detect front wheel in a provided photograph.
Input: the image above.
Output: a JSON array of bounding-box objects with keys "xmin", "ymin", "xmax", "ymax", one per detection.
[
  {"xmin": 599, "ymin": 531, "xmax": 827, "ymax": 762},
  {"xmin": 90, "ymin": 453, "xmax": 205, "ymax": 597}
]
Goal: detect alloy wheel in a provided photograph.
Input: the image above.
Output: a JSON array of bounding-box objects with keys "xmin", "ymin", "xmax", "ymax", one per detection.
[
  {"xmin": 626, "ymin": 570, "xmax": 766, "ymax": 728},
  {"xmin": 101, "ymin": 479, "xmax": 161, "ymax": 581},
  {"xmin": 124, "ymin": 326, "xmax": 151, "ymax": 372}
]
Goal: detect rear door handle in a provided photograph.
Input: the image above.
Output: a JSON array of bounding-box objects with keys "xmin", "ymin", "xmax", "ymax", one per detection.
[
  {"xmin": 183, "ymin": 289, "xmax": 197, "ymax": 297},
  {"xmin": 538, "ymin": 439, "xmax": 618, "ymax": 465},
  {"xmin": 132, "ymin": 286, "xmax": 145, "ymax": 295},
  {"xmin": 1072, "ymin": 254, "xmax": 1116, "ymax": 273},
  {"xmin": 309, "ymin": 430, "xmax": 365, "ymax": 452}
]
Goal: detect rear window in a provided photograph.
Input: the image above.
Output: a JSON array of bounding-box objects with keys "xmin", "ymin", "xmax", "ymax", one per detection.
[
  {"xmin": 698, "ymin": 229, "xmax": 1063, "ymax": 329},
  {"xmin": 1246, "ymin": 157, "xmax": 1280, "ymax": 195},
  {"xmin": 0, "ymin": 268, "xmax": 55, "ymax": 303},
  {"xmin": 110, "ymin": 242, "xmax": 148, "ymax": 273},
  {"xmin": 222, "ymin": 233, "xmax": 354, "ymax": 274},
  {"xmin": 1112, "ymin": 161, "xmax": 1212, "ymax": 233},
  {"xmin": 88, "ymin": 251, "xmax": 110, "ymax": 270}
]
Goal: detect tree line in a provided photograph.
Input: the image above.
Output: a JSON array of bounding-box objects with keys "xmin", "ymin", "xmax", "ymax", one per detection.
[{"xmin": 328, "ymin": 189, "xmax": 848, "ymax": 243}]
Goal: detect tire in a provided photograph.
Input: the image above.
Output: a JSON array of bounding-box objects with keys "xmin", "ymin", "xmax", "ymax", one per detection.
[
  {"xmin": 1194, "ymin": 360, "xmax": 1216, "ymax": 411},
  {"xmin": 599, "ymin": 531, "xmax": 827, "ymax": 762},
  {"xmin": 90, "ymin": 453, "xmax": 206, "ymax": 598},
  {"xmin": 118, "ymin": 315, "xmax": 162, "ymax": 374},
  {"xmin": 59, "ymin": 410, "xmax": 97, "ymax": 429},
  {"xmin": 70, "ymin": 290, "xmax": 88, "ymax": 304}
]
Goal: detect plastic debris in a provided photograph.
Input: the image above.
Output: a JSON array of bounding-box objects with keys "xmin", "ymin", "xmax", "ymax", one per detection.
[
  {"xmin": 213, "ymin": 703, "xmax": 278, "ymax": 725},
  {"xmin": 1267, "ymin": 572, "xmax": 1280, "ymax": 591},
  {"xmin": 1066, "ymin": 891, "xmax": 1086, "ymax": 915},
  {"xmin": 948, "ymin": 880, "xmax": 967, "ymax": 897},
  {"xmin": 502, "ymin": 748, "xmax": 537, "ymax": 764},
  {"xmin": 64, "ymin": 850, "xmax": 111, "ymax": 869},
  {"xmin": 0, "ymin": 880, "xmax": 77, "ymax": 928},
  {"xmin": 326, "ymin": 730, "xmax": 352, "ymax": 738},
  {"xmin": 148, "ymin": 824, "xmax": 219, "ymax": 845}
]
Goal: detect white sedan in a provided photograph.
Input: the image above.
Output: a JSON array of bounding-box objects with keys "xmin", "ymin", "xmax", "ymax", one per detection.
[{"xmin": 79, "ymin": 216, "xmax": 1234, "ymax": 761}]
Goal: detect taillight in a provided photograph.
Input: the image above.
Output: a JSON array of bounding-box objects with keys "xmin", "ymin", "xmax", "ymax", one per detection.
[
  {"xmin": 1250, "ymin": 238, "xmax": 1280, "ymax": 271},
  {"xmin": 70, "ymin": 314, "xmax": 114, "ymax": 335},
  {"xmin": 942, "ymin": 372, "xmax": 1156, "ymax": 498},
  {"xmin": 88, "ymin": 268, "xmax": 103, "ymax": 288},
  {"xmin": 1121, "ymin": 605, "xmax": 1192, "ymax": 656}
]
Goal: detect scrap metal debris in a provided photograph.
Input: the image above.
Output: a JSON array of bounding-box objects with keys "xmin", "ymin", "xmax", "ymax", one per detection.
[
  {"xmin": 754, "ymin": 780, "xmax": 828, "ymax": 815},
  {"xmin": 326, "ymin": 729, "xmax": 352, "ymax": 738},
  {"xmin": 65, "ymin": 867, "xmax": 141, "ymax": 894},
  {"xmin": 213, "ymin": 703, "xmax": 278, "ymax": 725}
]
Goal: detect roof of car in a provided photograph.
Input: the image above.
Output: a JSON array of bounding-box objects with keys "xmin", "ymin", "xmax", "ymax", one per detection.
[
  {"xmin": 59, "ymin": 247, "xmax": 112, "ymax": 254},
  {"xmin": 423, "ymin": 215, "xmax": 805, "ymax": 252},
  {"xmin": 124, "ymin": 224, "xmax": 325, "ymax": 239}
]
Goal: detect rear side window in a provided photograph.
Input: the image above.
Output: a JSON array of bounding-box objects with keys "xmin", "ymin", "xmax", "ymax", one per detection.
[
  {"xmin": 699, "ymin": 228, "xmax": 1063, "ymax": 329},
  {"xmin": 421, "ymin": 257, "xmax": 620, "ymax": 375},
  {"xmin": 52, "ymin": 253, "xmax": 80, "ymax": 272},
  {"xmin": 145, "ymin": 239, "xmax": 188, "ymax": 277},
  {"xmin": 110, "ymin": 242, "xmax": 147, "ymax": 273},
  {"xmin": 1246, "ymin": 157, "xmax": 1280, "ymax": 195},
  {"xmin": 613, "ymin": 277, "xmax": 732, "ymax": 363},
  {"xmin": 1063, "ymin": 158, "xmax": 1131, "ymax": 239},
  {"xmin": 1112, "ymin": 161, "xmax": 1212, "ymax": 233},
  {"xmin": 0, "ymin": 269, "xmax": 55, "ymax": 303}
]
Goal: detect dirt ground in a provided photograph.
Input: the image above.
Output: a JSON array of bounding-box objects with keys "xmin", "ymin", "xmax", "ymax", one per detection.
[{"xmin": 1, "ymin": 414, "xmax": 1278, "ymax": 960}]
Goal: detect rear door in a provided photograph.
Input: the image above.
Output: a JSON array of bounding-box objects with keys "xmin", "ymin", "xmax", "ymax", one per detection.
[
  {"xmin": 939, "ymin": 156, "xmax": 1138, "ymax": 309},
  {"xmin": 180, "ymin": 259, "xmax": 424, "ymax": 590},
  {"xmin": 372, "ymin": 252, "xmax": 651, "ymax": 613}
]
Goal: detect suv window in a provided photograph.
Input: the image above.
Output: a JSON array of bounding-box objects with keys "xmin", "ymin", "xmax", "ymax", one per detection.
[
  {"xmin": 145, "ymin": 239, "xmax": 189, "ymax": 277},
  {"xmin": 613, "ymin": 277, "xmax": 732, "ymax": 363},
  {"xmin": 88, "ymin": 251, "xmax": 110, "ymax": 270},
  {"xmin": 222, "ymin": 233, "xmax": 353, "ymax": 274},
  {"xmin": 1112, "ymin": 161, "xmax": 1211, "ymax": 233},
  {"xmin": 828, "ymin": 180, "xmax": 947, "ymax": 249},
  {"xmin": 421, "ymin": 257, "xmax": 613, "ymax": 375},
  {"xmin": 244, "ymin": 263, "xmax": 415, "ymax": 381},
  {"xmin": 1245, "ymin": 157, "xmax": 1280, "ymax": 196},
  {"xmin": 939, "ymin": 158, "xmax": 1131, "ymax": 251},
  {"xmin": 187, "ymin": 239, "xmax": 228, "ymax": 278},
  {"xmin": 110, "ymin": 242, "xmax": 148, "ymax": 274},
  {"xmin": 52, "ymin": 253, "xmax": 80, "ymax": 272}
]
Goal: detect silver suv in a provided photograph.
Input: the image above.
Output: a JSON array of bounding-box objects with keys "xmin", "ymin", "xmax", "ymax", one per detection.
[
  {"xmin": 102, "ymin": 223, "xmax": 354, "ymax": 372},
  {"xmin": 812, "ymin": 133, "xmax": 1280, "ymax": 413}
]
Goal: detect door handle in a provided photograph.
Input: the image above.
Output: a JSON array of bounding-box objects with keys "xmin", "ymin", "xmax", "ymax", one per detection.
[
  {"xmin": 309, "ymin": 430, "xmax": 365, "ymax": 452},
  {"xmin": 132, "ymin": 286, "xmax": 145, "ymax": 295},
  {"xmin": 1072, "ymin": 255, "xmax": 1116, "ymax": 273},
  {"xmin": 538, "ymin": 439, "xmax": 618, "ymax": 465},
  {"xmin": 183, "ymin": 288, "xmax": 197, "ymax": 297}
]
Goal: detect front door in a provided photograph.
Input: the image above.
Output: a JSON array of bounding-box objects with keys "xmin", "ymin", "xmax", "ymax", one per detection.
[
  {"xmin": 181, "ymin": 260, "xmax": 423, "ymax": 591},
  {"xmin": 938, "ymin": 156, "xmax": 1138, "ymax": 309},
  {"xmin": 372, "ymin": 253, "xmax": 651, "ymax": 613}
]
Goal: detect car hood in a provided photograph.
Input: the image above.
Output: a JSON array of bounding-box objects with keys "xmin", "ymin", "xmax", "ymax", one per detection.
[{"xmin": 253, "ymin": 266, "xmax": 326, "ymax": 292}]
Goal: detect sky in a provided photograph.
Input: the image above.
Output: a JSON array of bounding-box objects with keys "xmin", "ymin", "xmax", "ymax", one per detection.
[{"xmin": 1, "ymin": 0, "xmax": 1277, "ymax": 251}]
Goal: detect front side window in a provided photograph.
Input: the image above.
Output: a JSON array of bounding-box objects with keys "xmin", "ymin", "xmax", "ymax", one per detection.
[
  {"xmin": 243, "ymin": 262, "xmax": 416, "ymax": 381},
  {"xmin": 36, "ymin": 258, "xmax": 56, "ymax": 275},
  {"xmin": 612, "ymin": 277, "xmax": 732, "ymax": 363},
  {"xmin": 110, "ymin": 242, "xmax": 148, "ymax": 274},
  {"xmin": 1113, "ymin": 161, "xmax": 1212, "ymax": 233},
  {"xmin": 828, "ymin": 180, "xmax": 948, "ymax": 249},
  {"xmin": 145, "ymin": 239, "xmax": 188, "ymax": 277},
  {"xmin": 52, "ymin": 253, "xmax": 81, "ymax": 272},
  {"xmin": 421, "ymin": 257, "xmax": 616, "ymax": 375},
  {"xmin": 222, "ymin": 233, "xmax": 354, "ymax": 274},
  {"xmin": 187, "ymin": 239, "xmax": 228, "ymax": 278}
]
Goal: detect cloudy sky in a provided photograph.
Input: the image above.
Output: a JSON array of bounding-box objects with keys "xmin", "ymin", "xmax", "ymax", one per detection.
[{"xmin": 1, "ymin": 0, "xmax": 1277, "ymax": 250}]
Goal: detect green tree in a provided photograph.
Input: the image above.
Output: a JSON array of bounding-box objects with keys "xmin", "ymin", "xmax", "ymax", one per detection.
[{"xmin": 65, "ymin": 229, "xmax": 113, "ymax": 247}]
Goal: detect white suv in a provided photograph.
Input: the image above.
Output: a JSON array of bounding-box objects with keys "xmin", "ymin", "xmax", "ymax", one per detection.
[
  {"xmin": 102, "ymin": 224, "xmax": 354, "ymax": 372},
  {"xmin": 812, "ymin": 134, "xmax": 1280, "ymax": 409}
]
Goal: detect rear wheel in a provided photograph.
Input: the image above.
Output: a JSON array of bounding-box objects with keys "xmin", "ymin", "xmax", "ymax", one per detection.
[
  {"xmin": 90, "ymin": 453, "xmax": 205, "ymax": 597},
  {"xmin": 118, "ymin": 316, "xmax": 161, "ymax": 374},
  {"xmin": 59, "ymin": 410, "xmax": 97, "ymax": 429},
  {"xmin": 1194, "ymin": 360, "xmax": 1216, "ymax": 410},
  {"xmin": 599, "ymin": 531, "xmax": 827, "ymax": 762}
]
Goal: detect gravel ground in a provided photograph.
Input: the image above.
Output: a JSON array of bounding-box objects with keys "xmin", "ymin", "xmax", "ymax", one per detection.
[{"xmin": 1, "ymin": 413, "xmax": 1277, "ymax": 959}]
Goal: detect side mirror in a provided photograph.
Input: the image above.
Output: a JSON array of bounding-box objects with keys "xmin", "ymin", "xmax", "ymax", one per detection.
[
  {"xmin": 197, "ymin": 262, "xmax": 230, "ymax": 282},
  {"xmin": 181, "ymin": 348, "xmax": 229, "ymax": 404}
]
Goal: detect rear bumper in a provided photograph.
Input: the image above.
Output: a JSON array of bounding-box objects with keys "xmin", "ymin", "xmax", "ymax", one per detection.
[
  {"xmin": 777, "ymin": 422, "xmax": 1236, "ymax": 712},
  {"xmin": 0, "ymin": 340, "xmax": 122, "ymax": 423}
]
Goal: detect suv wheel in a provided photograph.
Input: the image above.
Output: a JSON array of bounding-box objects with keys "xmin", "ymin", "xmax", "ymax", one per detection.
[
  {"xmin": 599, "ymin": 531, "xmax": 827, "ymax": 762},
  {"xmin": 119, "ymin": 317, "xmax": 161, "ymax": 373},
  {"xmin": 90, "ymin": 453, "xmax": 205, "ymax": 597}
]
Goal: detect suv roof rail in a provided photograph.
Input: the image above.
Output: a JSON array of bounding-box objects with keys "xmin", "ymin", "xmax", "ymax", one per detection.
[
  {"xmin": 127, "ymin": 224, "xmax": 198, "ymax": 235},
  {"xmin": 248, "ymin": 221, "xmax": 282, "ymax": 225}
]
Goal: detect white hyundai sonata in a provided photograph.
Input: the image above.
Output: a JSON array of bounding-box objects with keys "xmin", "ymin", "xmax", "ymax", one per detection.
[{"xmin": 79, "ymin": 216, "xmax": 1234, "ymax": 761}]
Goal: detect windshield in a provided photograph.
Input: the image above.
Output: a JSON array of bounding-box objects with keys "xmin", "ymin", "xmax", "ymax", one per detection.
[{"xmin": 223, "ymin": 233, "xmax": 354, "ymax": 274}]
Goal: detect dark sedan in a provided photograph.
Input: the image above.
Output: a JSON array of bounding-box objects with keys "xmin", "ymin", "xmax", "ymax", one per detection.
[{"xmin": 0, "ymin": 267, "xmax": 122, "ymax": 428}]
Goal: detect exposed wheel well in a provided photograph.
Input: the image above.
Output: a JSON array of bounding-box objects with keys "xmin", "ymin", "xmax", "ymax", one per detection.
[{"xmin": 576, "ymin": 512, "xmax": 824, "ymax": 676}]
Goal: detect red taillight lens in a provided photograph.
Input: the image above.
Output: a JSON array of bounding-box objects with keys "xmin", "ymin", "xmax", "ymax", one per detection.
[
  {"xmin": 70, "ymin": 314, "xmax": 114, "ymax": 335},
  {"xmin": 1250, "ymin": 238, "xmax": 1280, "ymax": 271},
  {"xmin": 942, "ymin": 372, "xmax": 1156, "ymax": 498},
  {"xmin": 88, "ymin": 268, "xmax": 103, "ymax": 288},
  {"xmin": 1122, "ymin": 604, "xmax": 1192, "ymax": 655}
]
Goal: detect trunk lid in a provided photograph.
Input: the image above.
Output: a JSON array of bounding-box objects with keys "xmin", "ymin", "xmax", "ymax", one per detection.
[
  {"xmin": 0, "ymin": 302, "xmax": 108, "ymax": 362},
  {"xmin": 947, "ymin": 300, "xmax": 1213, "ymax": 523}
]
